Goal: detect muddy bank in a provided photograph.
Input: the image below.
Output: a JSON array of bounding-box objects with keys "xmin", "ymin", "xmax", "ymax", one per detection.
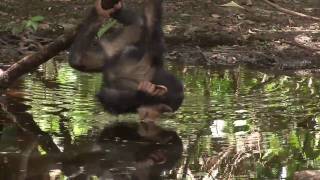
[{"xmin": 1, "ymin": 0, "xmax": 320, "ymax": 73}]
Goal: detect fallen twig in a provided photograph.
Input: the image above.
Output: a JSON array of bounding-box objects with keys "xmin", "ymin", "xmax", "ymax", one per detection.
[
  {"xmin": 263, "ymin": 0, "xmax": 320, "ymax": 21},
  {"xmin": 282, "ymin": 40, "xmax": 320, "ymax": 53}
]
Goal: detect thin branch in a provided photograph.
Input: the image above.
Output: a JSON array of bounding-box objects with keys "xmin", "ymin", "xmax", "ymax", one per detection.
[
  {"xmin": 263, "ymin": 0, "xmax": 320, "ymax": 21},
  {"xmin": 282, "ymin": 40, "xmax": 320, "ymax": 52}
]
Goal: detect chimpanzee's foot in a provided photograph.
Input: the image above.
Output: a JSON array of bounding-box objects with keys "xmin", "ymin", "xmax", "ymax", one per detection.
[{"xmin": 137, "ymin": 81, "xmax": 168, "ymax": 96}]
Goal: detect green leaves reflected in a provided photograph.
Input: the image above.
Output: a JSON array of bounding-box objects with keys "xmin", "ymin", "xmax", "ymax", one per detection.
[{"xmin": 18, "ymin": 62, "xmax": 320, "ymax": 179}]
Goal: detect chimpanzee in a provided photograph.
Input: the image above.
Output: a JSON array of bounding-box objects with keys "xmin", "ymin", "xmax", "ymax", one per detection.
[{"xmin": 69, "ymin": 0, "xmax": 184, "ymax": 120}]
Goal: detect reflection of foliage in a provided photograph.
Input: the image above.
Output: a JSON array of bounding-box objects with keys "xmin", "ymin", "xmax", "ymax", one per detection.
[
  {"xmin": 264, "ymin": 135, "xmax": 284, "ymax": 159},
  {"xmin": 200, "ymin": 129, "xmax": 320, "ymax": 179},
  {"xmin": 23, "ymin": 63, "xmax": 106, "ymax": 137},
  {"xmin": 17, "ymin": 62, "xmax": 320, "ymax": 179},
  {"xmin": 257, "ymin": 131, "xmax": 320, "ymax": 179},
  {"xmin": 167, "ymin": 65, "xmax": 320, "ymax": 179}
]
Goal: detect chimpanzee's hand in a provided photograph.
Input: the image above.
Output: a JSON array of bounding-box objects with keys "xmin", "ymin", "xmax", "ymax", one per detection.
[
  {"xmin": 95, "ymin": 0, "xmax": 122, "ymax": 20},
  {"xmin": 138, "ymin": 81, "xmax": 168, "ymax": 97}
]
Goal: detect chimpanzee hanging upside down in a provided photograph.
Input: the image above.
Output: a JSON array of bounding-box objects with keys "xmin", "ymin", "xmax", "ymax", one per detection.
[{"xmin": 69, "ymin": 0, "xmax": 184, "ymax": 120}]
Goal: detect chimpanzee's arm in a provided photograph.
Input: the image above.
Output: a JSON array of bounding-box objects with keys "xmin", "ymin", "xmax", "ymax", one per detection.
[
  {"xmin": 69, "ymin": 1, "xmax": 143, "ymax": 72},
  {"xmin": 69, "ymin": 9, "xmax": 107, "ymax": 72},
  {"xmin": 144, "ymin": 0, "xmax": 163, "ymax": 42},
  {"xmin": 143, "ymin": 0, "xmax": 165, "ymax": 66},
  {"xmin": 112, "ymin": 9, "xmax": 142, "ymax": 26},
  {"xmin": 99, "ymin": 8, "xmax": 144, "ymax": 58}
]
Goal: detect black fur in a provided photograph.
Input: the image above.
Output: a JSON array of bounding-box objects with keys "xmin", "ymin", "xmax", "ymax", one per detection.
[{"xmin": 69, "ymin": 0, "xmax": 184, "ymax": 114}]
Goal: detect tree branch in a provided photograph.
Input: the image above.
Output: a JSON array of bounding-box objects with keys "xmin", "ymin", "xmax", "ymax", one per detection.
[
  {"xmin": 0, "ymin": 0, "xmax": 116, "ymax": 89},
  {"xmin": 0, "ymin": 30, "xmax": 77, "ymax": 88}
]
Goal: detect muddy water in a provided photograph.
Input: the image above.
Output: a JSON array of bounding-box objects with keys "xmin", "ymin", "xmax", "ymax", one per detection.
[{"xmin": 1, "ymin": 60, "xmax": 320, "ymax": 180}]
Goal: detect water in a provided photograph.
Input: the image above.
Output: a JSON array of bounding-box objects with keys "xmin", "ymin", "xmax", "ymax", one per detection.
[{"xmin": 1, "ymin": 60, "xmax": 320, "ymax": 179}]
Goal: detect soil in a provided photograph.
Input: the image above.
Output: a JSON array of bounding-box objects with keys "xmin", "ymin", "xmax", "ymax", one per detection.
[{"xmin": 1, "ymin": 0, "xmax": 320, "ymax": 74}]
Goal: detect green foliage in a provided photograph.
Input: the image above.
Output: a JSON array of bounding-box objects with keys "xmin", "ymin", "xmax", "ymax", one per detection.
[
  {"xmin": 288, "ymin": 131, "xmax": 301, "ymax": 150},
  {"xmin": 97, "ymin": 19, "xmax": 117, "ymax": 38},
  {"xmin": 25, "ymin": 16, "xmax": 45, "ymax": 31},
  {"xmin": 10, "ymin": 15, "xmax": 45, "ymax": 34},
  {"xmin": 13, "ymin": 62, "xmax": 320, "ymax": 179}
]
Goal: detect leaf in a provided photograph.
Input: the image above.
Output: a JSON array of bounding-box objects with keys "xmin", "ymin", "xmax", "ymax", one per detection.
[
  {"xmin": 30, "ymin": 16, "xmax": 45, "ymax": 22},
  {"xmin": 30, "ymin": 22, "xmax": 38, "ymax": 31},
  {"xmin": 220, "ymin": 1, "xmax": 245, "ymax": 9},
  {"xmin": 25, "ymin": 20, "xmax": 39, "ymax": 31},
  {"xmin": 288, "ymin": 131, "xmax": 300, "ymax": 150},
  {"xmin": 97, "ymin": 20, "xmax": 117, "ymax": 38},
  {"xmin": 25, "ymin": 21, "xmax": 33, "ymax": 28}
]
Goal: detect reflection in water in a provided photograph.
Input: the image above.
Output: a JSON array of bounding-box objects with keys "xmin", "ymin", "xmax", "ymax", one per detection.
[
  {"xmin": 1, "ymin": 61, "xmax": 320, "ymax": 179},
  {"xmin": 63, "ymin": 122, "xmax": 182, "ymax": 180},
  {"xmin": 0, "ymin": 97, "xmax": 182, "ymax": 179}
]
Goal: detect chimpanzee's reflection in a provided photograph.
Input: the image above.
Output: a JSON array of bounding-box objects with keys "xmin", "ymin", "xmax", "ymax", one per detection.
[
  {"xmin": 0, "ymin": 119, "xmax": 182, "ymax": 180},
  {"xmin": 63, "ymin": 121, "xmax": 183, "ymax": 180}
]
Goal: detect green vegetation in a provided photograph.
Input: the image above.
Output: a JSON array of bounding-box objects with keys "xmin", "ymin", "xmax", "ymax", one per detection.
[
  {"xmin": 7, "ymin": 15, "xmax": 45, "ymax": 34},
  {"xmin": 11, "ymin": 62, "xmax": 319, "ymax": 179}
]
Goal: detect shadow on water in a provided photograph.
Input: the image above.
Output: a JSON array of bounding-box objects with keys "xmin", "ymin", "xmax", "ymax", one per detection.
[{"xmin": 1, "ymin": 60, "xmax": 320, "ymax": 179}]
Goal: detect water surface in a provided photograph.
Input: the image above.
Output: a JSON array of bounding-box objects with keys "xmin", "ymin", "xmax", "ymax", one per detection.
[{"xmin": 1, "ymin": 60, "xmax": 320, "ymax": 179}]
